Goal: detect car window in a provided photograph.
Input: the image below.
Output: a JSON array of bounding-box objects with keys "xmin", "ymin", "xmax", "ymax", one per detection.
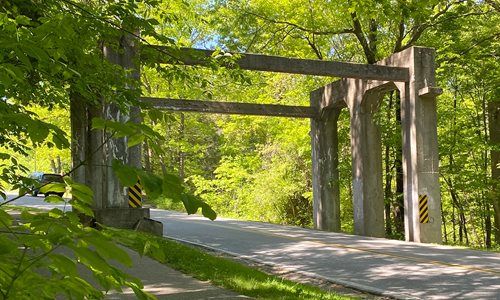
[{"xmin": 42, "ymin": 174, "xmax": 63, "ymax": 182}]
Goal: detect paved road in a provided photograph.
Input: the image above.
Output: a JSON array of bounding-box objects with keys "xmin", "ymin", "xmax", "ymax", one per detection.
[
  {"xmin": 152, "ymin": 210, "xmax": 500, "ymax": 300},
  {"xmin": 3, "ymin": 193, "xmax": 71, "ymax": 211},
  {"xmin": 5, "ymin": 195, "xmax": 500, "ymax": 299}
]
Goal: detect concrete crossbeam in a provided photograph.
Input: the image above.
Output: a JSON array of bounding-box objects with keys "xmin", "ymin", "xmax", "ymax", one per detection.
[
  {"xmin": 142, "ymin": 46, "xmax": 410, "ymax": 82},
  {"xmin": 141, "ymin": 97, "xmax": 316, "ymax": 118}
]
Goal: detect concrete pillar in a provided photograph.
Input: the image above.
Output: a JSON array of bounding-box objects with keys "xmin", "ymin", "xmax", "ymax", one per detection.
[
  {"xmin": 346, "ymin": 81, "xmax": 385, "ymax": 237},
  {"xmin": 103, "ymin": 37, "xmax": 132, "ymax": 208},
  {"xmin": 311, "ymin": 88, "xmax": 341, "ymax": 231},
  {"xmin": 387, "ymin": 47, "xmax": 442, "ymax": 243},
  {"xmin": 70, "ymin": 92, "xmax": 106, "ymax": 209},
  {"xmin": 70, "ymin": 33, "xmax": 148, "ymax": 227}
]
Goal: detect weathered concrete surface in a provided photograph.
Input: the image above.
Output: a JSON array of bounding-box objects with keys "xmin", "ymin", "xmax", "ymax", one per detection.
[
  {"xmin": 380, "ymin": 47, "xmax": 442, "ymax": 243},
  {"xmin": 94, "ymin": 208, "xmax": 150, "ymax": 229},
  {"xmin": 346, "ymin": 83, "xmax": 386, "ymax": 238},
  {"xmin": 134, "ymin": 217, "xmax": 164, "ymax": 236},
  {"xmin": 71, "ymin": 33, "xmax": 151, "ymax": 229},
  {"xmin": 144, "ymin": 46, "xmax": 410, "ymax": 81},
  {"xmin": 142, "ymin": 97, "xmax": 316, "ymax": 118},
  {"xmin": 312, "ymin": 46, "xmax": 442, "ymax": 243},
  {"xmin": 310, "ymin": 83, "xmax": 350, "ymax": 232},
  {"xmin": 310, "ymin": 104, "xmax": 341, "ymax": 231}
]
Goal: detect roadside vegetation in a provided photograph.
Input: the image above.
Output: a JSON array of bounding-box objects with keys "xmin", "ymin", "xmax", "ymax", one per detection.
[{"xmin": 110, "ymin": 228, "xmax": 355, "ymax": 300}]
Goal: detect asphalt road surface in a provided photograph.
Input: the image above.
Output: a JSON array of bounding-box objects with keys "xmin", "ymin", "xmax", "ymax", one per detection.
[
  {"xmin": 5, "ymin": 194, "xmax": 500, "ymax": 299},
  {"xmin": 152, "ymin": 211, "xmax": 500, "ymax": 300}
]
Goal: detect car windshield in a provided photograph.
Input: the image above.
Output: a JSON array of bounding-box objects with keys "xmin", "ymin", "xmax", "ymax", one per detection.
[{"xmin": 42, "ymin": 174, "xmax": 63, "ymax": 182}]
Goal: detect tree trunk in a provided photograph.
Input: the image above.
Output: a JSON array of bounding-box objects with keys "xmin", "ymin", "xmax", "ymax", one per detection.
[
  {"xmin": 384, "ymin": 92, "xmax": 394, "ymax": 236},
  {"xmin": 178, "ymin": 113, "xmax": 185, "ymax": 180},
  {"xmin": 441, "ymin": 201, "xmax": 448, "ymax": 244},
  {"xmin": 394, "ymin": 93, "xmax": 404, "ymax": 234},
  {"xmin": 488, "ymin": 101, "xmax": 500, "ymax": 246}
]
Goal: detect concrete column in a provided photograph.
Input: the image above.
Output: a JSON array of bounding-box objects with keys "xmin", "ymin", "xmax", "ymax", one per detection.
[
  {"xmin": 103, "ymin": 37, "xmax": 131, "ymax": 208},
  {"xmin": 311, "ymin": 87, "xmax": 341, "ymax": 231},
  {"xmin": 86, "ymin": 104, "xmax": 105, "ymax": 209},
  {"xmin": 70, "ymin": 33, "xmax": 148, "ymax": 227},
  {"xmin": 70, "ymin": 92, "xmax": 106, "ymax": 209},
  {"xmin": 122, "ymin": 33, "xmax": 142, "ymax": 171},
  {"xmin": 388, "ymin": 47, "xmax": 442, "ymax": 243},
  {"xmin": 347, "ymin": 82, "xmax": 385, "ymax": 237}
]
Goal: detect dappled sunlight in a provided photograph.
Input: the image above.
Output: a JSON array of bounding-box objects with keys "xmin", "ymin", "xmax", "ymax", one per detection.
[{"xmin": 156, "ymin": 210, "xmax": 500, "ymax": 299}]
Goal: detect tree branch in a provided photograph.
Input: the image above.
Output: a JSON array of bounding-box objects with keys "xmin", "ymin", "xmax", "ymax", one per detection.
[
  {"xmin": 351, "ymin": 11, "xmax": 376, "ymax": 63},
  {"xmin": 243, "ymin": 10, "xmax": 354, "ymax": 36},
  {"xmin": 393, "ymin": 19, "xmax": 406, "ymax": 52},
  {"xmin": 400, "ymin": 1, "xmax": 493, "ymax": 51}
]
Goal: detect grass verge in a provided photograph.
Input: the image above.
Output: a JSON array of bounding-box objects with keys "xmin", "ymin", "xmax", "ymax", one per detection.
[{"xmin": 109, "ymin": 228, "xmax": 356, "ymax": 300}]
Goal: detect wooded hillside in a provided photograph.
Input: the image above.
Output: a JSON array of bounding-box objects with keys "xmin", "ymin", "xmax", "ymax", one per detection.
[{"xmin": 1, "ymin": 0, "xmax": 500, "ymax": 249}]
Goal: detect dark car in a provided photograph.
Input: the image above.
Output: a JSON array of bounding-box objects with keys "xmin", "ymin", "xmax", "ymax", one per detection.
[{"xmin": 29, "ymin": 172, "xmax": 64, "ymax": 197}]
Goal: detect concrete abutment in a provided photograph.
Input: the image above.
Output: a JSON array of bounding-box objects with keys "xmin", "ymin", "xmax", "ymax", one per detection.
[{"xmin": 311, "ymin": 47, "xmax": 442, "ymax": 243}]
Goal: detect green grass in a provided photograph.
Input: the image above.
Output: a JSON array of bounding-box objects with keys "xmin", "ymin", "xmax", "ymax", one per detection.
[{"xmin": 109, "ymin": 229, "xmax": 356, "ymax": 300}]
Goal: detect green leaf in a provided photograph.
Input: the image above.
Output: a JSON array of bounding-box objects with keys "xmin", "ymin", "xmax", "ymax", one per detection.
[
  {"xmin": 162, "ymin": 173, "xmax": 183, "ymax": 200},
  {"xmin": 138, "ymin": 171, "xmax": 162, "ymax": 200},
  {"xmin": 23, "ymin": 43, "xmax": 50, "ymax": 62},
  {"xmin": 180, "ymin": 194, "xmax": 200, "ymax": 215},
  {"xmin": 91, "ymin": 117, "xmax": 106, "ymax": 129},
  {"xmin": 40, "ymin": 183, "xmax": 66, "ymax": 194},
  {"xmin": 201, "ymin": 203, "xmax": 217, "ymax": 221},
  {"xmin": 128, "ymin": 133, "xmax": 144, "ymax": 148},
  {"xmin": 126, "ymin": 282, "xmax": 155, "ymax": 300},
  {"xmin": 14, "ymin": 48, "xmax": 32, "ymax": 70},
  {"xmin": 48, "ymin": 208, "xmax": 64, "ymax": 218},
  {"xmin": 15, "ymin": 15, "xmax": 31, "ymax": 25},
  {"xmin": 45, "ymin": 195, "xmax": 65, "ymax": 204},
  {"xmin": 50, "ymin": 254, "xmax": 77, "ymax": 277},
  {"xmin": 70, "ymin": 182, "xmax": 94, "ymax": 205},
  {"xmin": 112, "ymin": 160, "xmax": 138, "ymax": 187},
  {"xmin": 0, "ymin": 209, "xmax": 13, "ymax": 227},
  {"xmin": 0, "ymin": 235, "xmax": 17, "ymax": 255},
  {"xmin": 147, "ymin": 109, "xmax": 164, "ymax": 123},
  {"xmin": 70, "ymin": 201, "xmax": 94, "ymax": 217},
  {"xmin": 83, "ymin": 233, "xmax": 132, "ymax": 267},
  {"xmin": 73, "ymin": 246, "xmax": 111, "ymax": 274}
]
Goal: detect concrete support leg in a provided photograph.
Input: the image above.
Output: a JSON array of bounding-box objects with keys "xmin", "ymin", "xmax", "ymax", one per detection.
[
  {"xmin": 388, "ymin": 47, "xmax": 442, "ymax": 243},
  {"xmin": 348, "ymin": 86, "xmax": 385, "ymax": 237},
  {"xmin": 70, "ymin": 33, "xmax": 149, "ymax": 229},
  {"xmin": 310, "ymin": 86, "xmax": 341, "ymax": 232},
  {"xmin": 70, "ymin": 93, "xmax": 105, "ymax": 209},
  {"xmin": 310, "ymin": 106, "xmax": 341, "ymax": 232}
]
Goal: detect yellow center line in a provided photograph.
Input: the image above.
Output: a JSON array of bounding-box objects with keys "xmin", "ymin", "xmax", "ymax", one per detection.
[{"xmin": 177, "ymin": 217, "xmax": 500, "ymax": 276}]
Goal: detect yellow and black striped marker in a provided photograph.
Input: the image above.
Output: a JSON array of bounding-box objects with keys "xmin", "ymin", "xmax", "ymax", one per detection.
[
  {"xmin": 419, "ymin": 194, "xmax": 429, "ymax": 224},
  {"xmin": 128, "ymin": 181, "xmax": 142, "ymax": 208}
]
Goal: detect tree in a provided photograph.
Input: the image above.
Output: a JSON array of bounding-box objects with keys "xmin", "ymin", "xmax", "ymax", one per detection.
[
  {"xmin": 0, "ymin": 0, "xmax": 220, "ymax": 297},
  {"xmin": 192, "ymin": 0, "xmax": 491, "ymax": 236}
]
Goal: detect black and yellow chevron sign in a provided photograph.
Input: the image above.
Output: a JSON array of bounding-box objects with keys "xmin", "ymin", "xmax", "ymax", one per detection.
[
  {"xmin": 419, "ymin": 194, "xmax": 429, "ymax": 224},
  {"xmin": 128, "ymin": 181, "xmax": 142, "ymax": 208}
]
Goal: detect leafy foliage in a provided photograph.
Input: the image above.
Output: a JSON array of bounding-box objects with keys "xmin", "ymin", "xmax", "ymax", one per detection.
[
  {"xmin": 0, "ymin": 182, "xmax": 153, "ymax": 299},
  {"xmin": 0, "ymin": 0, "xmax": 217, "ymax": 298}
]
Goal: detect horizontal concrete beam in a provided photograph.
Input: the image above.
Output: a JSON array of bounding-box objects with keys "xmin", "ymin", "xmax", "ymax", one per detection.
[
  {"xmin": 418, "ymin": 86, "xmax": 443, "ymax": 98},
  {"xmin": 141, "ymin": 46, "xmax": 409, "ymax": 82},
  {"xmin": 141, "ymin": 97, "xmax": 316, "ymax": 118}
]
